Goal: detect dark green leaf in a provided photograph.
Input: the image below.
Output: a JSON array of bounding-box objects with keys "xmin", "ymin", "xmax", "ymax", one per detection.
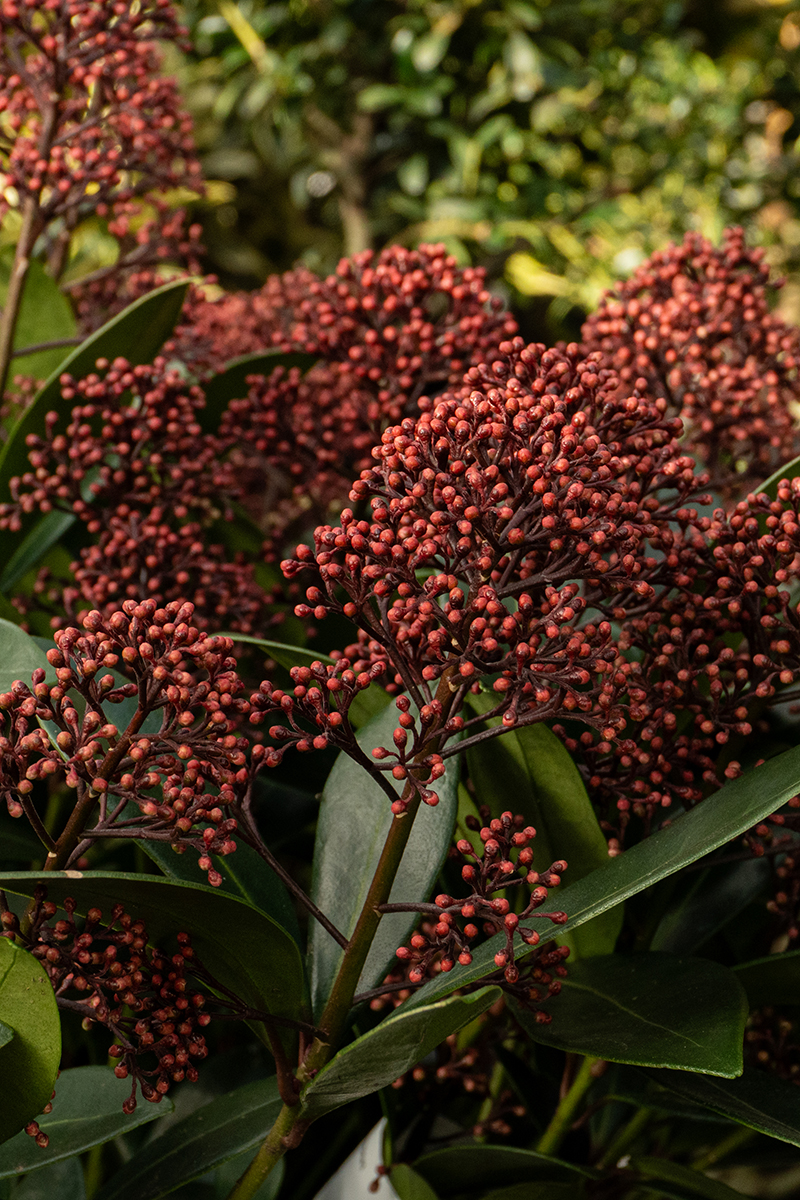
[
  {"xmin": 513, "ymin": 953, "xmax": 747, "ymax": 1077},
  {"xmin": 0, "ymin": 250, "xmax": 77, "ymax": 386},
  {"xmin": 647, "ymin": 1066, "xmax": 800, "ymax": 1147},
  {"xmin": 0, "ymin": 1066, "xmax": 174, "ymax": 1177},
  {"xmin": 389, "ymin": 1164, "xmax": 439, "ymax": 1200},
  {"xmin": 0, "ymin": 620, "xmax": 52, "ymax": 693},
  {"xmin": 756, "ymin": 454, "xmax": 800, "ymax": 500},
  {"xmin": 401, "ymin": 744, "xmax": 800, "ymax": 1010},
  {"xmin": 210, "ymin": 1150, "xmax": 283, "ymax": 1200},
  {"xmin": 413, "ymin": 1144, "xmax": 598, "ymax": 1196},
  {"xmin": 466, "ymin": 697, "xmax": 620, "ymax": 958},
  {"xmin": 651, "ymin": 858, "xmax": 769, "ymax": 955},
  {"xmin": 93, "ymin": 1077, "xmax": 281, "ymax": 1200},
  {"xmin": 300, "ymin": 988, "xmax": 501, "ymax": 1119},
  {"xmin": 0, "ymin": 511, "xmax": 76, "ymax": 594},
  {"xmin": 12, "ymin": 1158, "xmax": 86, "ymax": 1200},
  {"xmin": 0, "ymin": 1025, "xmax": 10, "ymax": 1051},
  {"xmin": 0, "ymin": 872, "xmax": 308, "ymax": 1028},
  {"xmin": 309, "ymin": 702, "xmax": 461, "ymax": 1018},
  {"xmin": 734, "ymin": 949, "xmax": 800, "ymax": 1008},
  {"xmin": 199, "ymin": 351, "xmax": 317, "ymax": 433},
  {"xmin": 138, "ymin": 838, "xmax": 302, "ymax": 949},
  {"xmin": 631, "ymin": 1155, "xmax": 757, "ymax": 1200},
  {"xmin": 0, "ymin": 814, "xmax": 42, "ymax": 863},
  {"xmin": 0, "ymin": 938, "xmax": 60, "ymax": 1145}
]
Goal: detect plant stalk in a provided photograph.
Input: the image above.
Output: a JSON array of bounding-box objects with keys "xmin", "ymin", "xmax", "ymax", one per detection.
[
  {"xmin": 0, "ymin": 194, "xmax": 39, "ymax": 399},
  {"xmin": 536, "ymin": 1056, "xmax": 601, "ymax": 1156}
]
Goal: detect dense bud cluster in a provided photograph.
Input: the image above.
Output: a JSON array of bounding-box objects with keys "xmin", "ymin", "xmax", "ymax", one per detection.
[
  {"xmin": 394, "ymin": 810, "xmax": 569, "ymax": 1015},
  {"xmin": 273, "ymin": 340, "xmax": 704, "ymax": 783},
  {"xmin": 13, "ymin": 895, "xmax": 211, "ymax": 1112},
  {"xmin": 0, "ymin": 599, "xmax": 251, "ymax": 883},
  {"xmin": 0, "ymin": 0, "xmax": 203, "ymax": 325},
  {"xmin": 0, "ymin": 357, "xmax": 267, "ymax": 631},
  {"xmin": 171, "ymin": 244, "xmax": 519, "ymax": 544},
  {"xmin": 583, "ymin": 227, "xmax": 800, "ymax": 494}
]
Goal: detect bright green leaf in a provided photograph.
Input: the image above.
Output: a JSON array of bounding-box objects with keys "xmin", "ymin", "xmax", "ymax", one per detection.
[
  {"xmin": 631, "ymin": 1156, "xmax": 750, "ymax": 1200},
  {"xmin": 647, "ymin": 1066, "xmax": 800, "ymax": 1147},
  {"xmin": 309, "ymin": 702, "xmax": 461, "ymax": 1018},
  {"xmin": 301, "ymin": 988, "xmax": 501, "ymax": 1119},
  {"xmin": 466, "ymin": 696, "xmax": 620, "ymax": 958},
  {"xmin": 0, "ymin": 250, "xmax": 77, "ymax": 387},
  {"xmin": 0, "ymin": 511, "xmax": 76, "ymax": 594},
  {"xmin": 199, "ymin": 350, "xmax": 317, "ymax": 433},
  {"xmin": 0, "ymin": 1066, "xmax": 174, "ymax": 1178},
  {"xmin": 0, "ymin": 872, "xmax": 308, "ymax": 1029},
  {"xmin": 389, "ymin": 1163, "xmax": 439, "ymax": 1200},
  {"xmin": 413, "ymin": 1144, "xmax": 598, "ymax": 1196},
  {"xmin": 93, "ymin": 1077, "xmax": 281, "ymax": 1200},
  {"xmin": 0, "ymin": 620, "xmax": 52, "ymax": 694},
  {"xmin": 512, "ymin": 953, "xmax": 747, "ymax": 1077},
  {"xmin": 401, "ymin": 743, "xmax": 800, "ymax": 1010},
  {"xmin": 0, "ymin": 938, "xmax": 60, "ymax": 1145}
]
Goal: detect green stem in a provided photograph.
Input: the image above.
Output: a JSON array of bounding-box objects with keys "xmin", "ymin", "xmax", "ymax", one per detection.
[
  {"xmin": 226, "ymin": 1100, "xmax": 309, "ymax": 1200},
  {"xmin": 0, "ymin": 194, "xmax": 38, "ymax": 399},
  {"xmin": 691, "ymin": 1124, "xmax": 755, "ymax": 1173},
  {"xmin": 598, "ymin": 1106, "xmax": 652, "ymax": 1169},
  {"xmin": 536, "ymin": 1056, "xmax": 600, "ymax": 1157}
]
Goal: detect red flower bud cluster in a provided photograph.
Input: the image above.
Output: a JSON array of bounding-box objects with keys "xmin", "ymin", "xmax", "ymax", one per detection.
[
  {"xmin": 1, "ymin": 599, "xmax": 252, "ymax": 883},
  {"xmin": 0, "ymin": 357, "xmax": 267, "ymax": 632},
  {"xmin": 274, "ymin": 340, "xmax": 703, "ymax": 775},
  {"xmin": 0, "ymin": 0, "xmax": 202, "ymax": 227},
  {"xmin": 394, "ymin": 810, "xmax": 569, "ymax": 1014},
  {"xmin": 582, "ymin": 227, "xmax": 800, "ymax": 495},
  {"xmin": 170, "ymin": 244, "xmax": 518, "ymax": 546},
  {"xmin": 16, "ymin": 895, "xmax": 211, "ymax": 1112}
]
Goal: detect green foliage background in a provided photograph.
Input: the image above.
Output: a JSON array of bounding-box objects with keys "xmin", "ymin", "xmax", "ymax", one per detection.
[{"xmin": 172, "ymin": 0, "xmax": 800, "ymax": 339}]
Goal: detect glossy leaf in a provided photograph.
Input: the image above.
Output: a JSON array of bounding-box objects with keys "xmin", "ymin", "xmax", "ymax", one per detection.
[
  {"xmin": 0, "ymin": 872, "xmax": 308, "ymax": 1027},
  {"xmin": 0, "ymin": 938, "xmax": 60, "ymax": 1145},
  {"xmin": 734, "ymin": 949, "xmax": 800, "ymax": 1008},
  {"xmin": 0, "ymin": 250, "xmax": 77, "ymax": 386},
  {"xmin": 513, "ymin": 953, "xmax": 747, "ymax": 1077},
  {"xmin": 466, "ymin": 697, "xmax": 620, "ymax": 958},
  {"xmin": 647, "ymin": 1066, "xmax": 800, "ymax": 1147},
  {"xmin": 94, "ymin": 1077, "xmax": 281, "ymax": 1200},
  {"xmin": 631, "ymin": 1157, "xmax": 749, "ymax": 1200},
  {"xmin": 0, "ymin": 619, "xmax": 52, "ymax": 693},
  {"xmin": 413, "ymin": 1144, "xmax": 598, "ymax": 1195},
  {"xmin": 389, "ymin": 1164, "xmax": 439, "ymax": 1200},
  {"xmin": 0, "ymin": 1067, "xmax": 174, "ymax": 1178},
  {"xmin": 651, "ymin": 857, "xmax": 769, "ymax": 955},
  {"xmin": 224, "ymin": 634, "xmax": 334, "ymax": 672},
  {"xmin": 211, "ymin": 1151, "xmax": 284, "ymax": 1200},
  {"xmin": 309, "ymin": 702, "xmax": 460, "ymax": 1018},
  {"xmin": 138, "ymin": 837, "xmax": 302, "ymax": 948},
  {"xmin": 300, "ymin": 987, "xmax": 501, "ymax": 1119},
  {"xmin": 756, "ymin": 453, "xmax": 800, "ymax": 500},
  {"xmin": 0, "ymin": 510, "xmax": 77, "ymax": 594},
  {"xmin": 199, "ymin": 350, "xmax": 317, "ymax": 432},
  {"xmin": 401, "ymin": 743, "xmax": 800, "ymax": 1010},
  {"xmin": 12, "ymin": 1158, "xmax": 86, "ymax": 1200}
]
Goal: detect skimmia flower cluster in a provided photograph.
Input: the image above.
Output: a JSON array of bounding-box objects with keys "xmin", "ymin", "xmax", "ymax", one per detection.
[
  {"xmin": 0, "ymin": 357, "xmax": 268, "ymax": 631},
  {"xmin": 7, "ymin": 896, "xmax": 212, "ymax": 1116},
  {"xmin": 0, "ymin": 599, "xmax": 251, "ymax": 883},
  {"xmin": 582, "ymin": 227, "xmax": 800, "ymax": 495},
  {"xmin": 171, "ymin": 244, "xmax": 519, "ymax": 543},
  {"xmin": 393, "ymin": 810, "xmax": 569, "ymax": 1000},
  {"xmin": 0, "ymin": 0, "xmax": 203, "ymax": 326}
]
